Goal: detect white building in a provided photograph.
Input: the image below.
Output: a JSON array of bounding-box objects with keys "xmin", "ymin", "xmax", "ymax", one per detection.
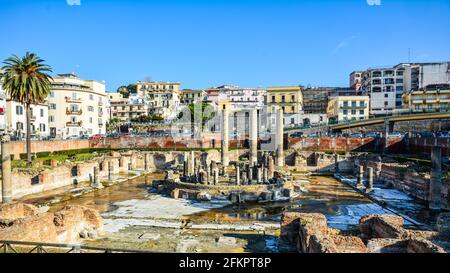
[
  {"xmin": 6, "ymin": 100, "xmax": 49, "ymax": 140},
  {"xmin": 47, "ymin": 73, "xmax": 108, "ymax": 139},
  {"xmin": 136, "ymin": 81, "xmax": 181, "ymax": 119},
  {"xmin": 357, "ymin": 62, "xmax": 450, "ymax": 116},
  {"xmin": 217, "ymin": 85, "xmax": 266, "ymax": 111}
]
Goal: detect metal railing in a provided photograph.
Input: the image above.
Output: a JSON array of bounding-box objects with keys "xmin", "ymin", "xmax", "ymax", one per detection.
[{"xmin": 0, "ymin": 240, "xmax": 155, "ymax": 253}]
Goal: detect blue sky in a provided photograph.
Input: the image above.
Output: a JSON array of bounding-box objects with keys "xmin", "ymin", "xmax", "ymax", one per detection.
[{"xmin": 1, "ymin": 0, "xmax": 449, "ymax": 91}]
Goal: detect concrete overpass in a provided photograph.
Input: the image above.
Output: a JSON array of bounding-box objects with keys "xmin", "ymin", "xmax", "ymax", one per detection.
[{"xmin": 286, "ymin": 111, "xmax": 450, "ymax": 135}]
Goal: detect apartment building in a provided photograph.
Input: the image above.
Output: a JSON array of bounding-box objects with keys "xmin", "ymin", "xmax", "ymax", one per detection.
[
  {"xmin": 6, "ymin": 100, "xmax": 49, "ymax": 139},
  {"xmin": 349, "ymin": 71, "xmax": 363, "ymax": 91},
  {"xmin": 217, "ymin": 85, "xmax": 266, "ymax": 111},
  {"xmin": 402, "ymin": 84, "xmax": 450, "ymax": 112},
  {"xmin": 109, "ymin": 93, "xmax": 148, "ymax": 122},
  {"xmin": 136, "ymin": 81, "xmax": 180, "ymax": 119},
  {"xmin": 266, "ymin": 86, "xmax": 303, "ymax": 127},
  {"xmin": 180, "ymin": 89, "xmax": 205, "ymax": 104},
  {"xmin": 327, "ymin": 95, "xmax": 369, "ymax": 123},
  {"xmin": 301, "ymin": 87, "xmax": 331, "ymax": 126},
  {"xmin": 47, "ymin": 73, "xmax": 108, "ymax": 139},
  {"xmin": 357, "ymin": 62, "xmax": 450, "ymax": 116}
]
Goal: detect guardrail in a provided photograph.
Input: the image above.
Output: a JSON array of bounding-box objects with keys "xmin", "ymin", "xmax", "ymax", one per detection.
[{"xmin": 0, "ymin": 240, "xmax": 155, "ymax": 253}]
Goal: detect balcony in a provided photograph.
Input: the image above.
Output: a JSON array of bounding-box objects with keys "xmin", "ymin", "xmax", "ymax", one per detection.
[
  {"xmin": 30, "ymin": 115, "xmax": 37, "ymax": 121},
  {"xmin": 98, "ymin": 101, "xmax": 104, "ymax": 106},
  {"xmin": 66, "ymin": 121, "xmax": 82, "ymax": 127},
  {"xmin": 66, "ymin": 108, "xmax": 83, "ymax": 115},
  {"xmin": 340, "ymin": 105, "xmax": 366, "ymax": 110},
  {"xmin": 65, "ymin": 97, "xmax": 82, "ymax": 103},
  {"xmin": 98, "ymin": 112, "xmax": 104, "ymax": 117}
]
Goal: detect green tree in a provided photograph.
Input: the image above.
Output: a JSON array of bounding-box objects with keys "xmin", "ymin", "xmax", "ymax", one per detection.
[
  {"xmin": 117, "ymin": 84, "xmax": 137, "ymax": 98},
  {"xmin": 1, "ymin": 52, "xmax": 53, "ymax": 167}
]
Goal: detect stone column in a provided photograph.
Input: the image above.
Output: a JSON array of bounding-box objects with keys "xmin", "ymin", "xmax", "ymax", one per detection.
[
  {"xmin": 276, "ymin": 107, "xmax": 284, "ymax": 167},
  {"xmin": 250, "ymin": 108, "xmax": 258, "ymax": 165},
  {"xmin": 183, "ymin": 153, "xmax": 188, "ymax": 177},
  {"xmin": 108, "ymin": 161, "xmax": 113, "ymax": 182},
  {"xmin": 246, "ymin": 163, "xmax": 252, "ymax": 182},
  {"xmin": 1, "ymin": 136, "xmax": 12, "ymax": 203},
  {"xmin": 357, "ymin": 165, "xmax": 364, "ymax": 187},
  {"xmin": 144, "ymin": 154, "xmax": 150, "ymax": 171},
  {"xmin": 429, "ymin": 146, "xmax": 443, "ymax": 210},
  {"xmin": 236, "ymin": 165, "xmax": 241, "ymax": 186},
  {"xmin": 189, "ymin": 151, "xmax": 195, "ymax": 176},
  {"xmin": 257, "ymin": 167, "xmax": 262, "ymax": 184},
  {"xmin": 263, "ymin": 167, "xmax": 268, "ymax": 183},
  {"xmin": 92, "ymin": 166, "xmax": 102, "ymax": 189},
  {"xmin": 221, "ymin": 106, "xmax": 229, "ymax": 167},
  {"xmin": 367, "ymin": 167, "xmax": 374, "ymax": 191},
  {"xmin": 334, "ymin": 153, "xmax": 339, "ymax": 173},
  {"xmin": 213, "ymin": 169, "xmax": 219, "ymax": 185},
  {"xmin": 268, "ymin": 156, "xmax": 275, "ymax": 178}
]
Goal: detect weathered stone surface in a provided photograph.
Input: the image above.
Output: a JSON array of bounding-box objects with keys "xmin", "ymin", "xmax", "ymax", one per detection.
[
  {"xmin": 280, "ymin": 212, "xmax": 302, "ymax": 245},
  {"xmin": 0, "ymin": 204, "xmax": 103, "ymax": 244},
  {"xmin": 359, "ymin": 214, "xmax": 408, "ymax": 240},
  {"xmin": 297, "ymin": 213, "xmax": 329, "ymax": 253},
  {"xmin": 436, "ymin": 212, "xmax": 450, "ymax": 237},
  {"xmin": 331, "ymin": 235, "xmax": 367, "ymax": 253},
  {"xmin": 0, "ymin": 203, "xmax": 41, "ymax": 223},
  {"xmin": 366, "ymin": 238, "xmax": 408, "ymax": 253},
  {"xmin": 307, "ymin": 233, "xmax": 338, "ymax": 253},
  {"xmin": 407, "ymin": 238, "xmax": 446, "ymax": 253}
]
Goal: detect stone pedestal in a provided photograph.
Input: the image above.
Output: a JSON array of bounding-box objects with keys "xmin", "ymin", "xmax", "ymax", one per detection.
[
  {"xmin": 189, "ymin": 151, "xmax": 195, "ymax": 176},
  {"xmin": 1, "ymin": 137, "xmax": 12, "ymax": 203},
  {"xmin": 429, "ymin": 146, "xmax": 443, "ymax": 210}
]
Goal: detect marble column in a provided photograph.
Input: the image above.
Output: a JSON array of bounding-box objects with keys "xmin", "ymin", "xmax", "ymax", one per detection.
[
  {"xmin": 263, "ymin": 167, "xmax": 268, "ymax": 183},
  {"xmin": 1, "ymin": 136, "xmax": 12, "ymax": 203},
  {"xmin": 257, "ymin": 167, "xmax": 262, "ymax": 184},
  {"xmin": 250, "ymin": 108, "xmax": 258, "ymax": 165},
  {"xmin": 276, "ymin": 107, "xmax": 284, "ymax": 167},
  {"xmin": 334, "ymin": 153, "xmax": 339, "ymax": 173},
  {"xmin": 221, "ymin": 106, "xmax": 229, "ymax": 167},
  {"xmin": 213, "ymin": 169, "xmax": 219, "ymax": 185}
]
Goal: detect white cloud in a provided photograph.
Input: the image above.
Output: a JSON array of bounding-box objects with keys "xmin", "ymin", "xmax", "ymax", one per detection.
[
  {"xmin": 331, "ymin": 36, "xmax": 357, "ymax": 55},
  {"xmin": 367, "ymin": 0, "xmax": 381, "ymax": 6},
  {"xmin": 67, "ymin": 0, "xmax": 81, "ymax": 6}
]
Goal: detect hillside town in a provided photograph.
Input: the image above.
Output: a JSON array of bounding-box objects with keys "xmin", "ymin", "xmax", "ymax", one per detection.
[{"xmin": 1, "ymin": 61, "xmax": 450, "ymax": 140}]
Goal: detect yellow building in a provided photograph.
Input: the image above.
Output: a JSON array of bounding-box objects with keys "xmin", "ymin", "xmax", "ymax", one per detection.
[
  {"xmin": 402, "ymin": 84, "xmax": 450, "ymax": 112},
  {"xmin": 180, "ymin": 89, "xmax": 205, "ymax": 104},
  {"xmin": 266, "ymin": 86, "xmax": 303, "ymax": 127},
  {"xmin": 327, "ymin": 95, "xmax": 370, "ymax": 123}
]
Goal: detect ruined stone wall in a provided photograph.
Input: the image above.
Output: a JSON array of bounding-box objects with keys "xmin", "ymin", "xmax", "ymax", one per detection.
[
  {"xmin": 286, "ymin": 150, "xmax": 355, "ymax": 173},
  {"xmin": 0, "ymin": 204, "xmax": 103, "ymax": 244},
  {"xmin": 280, "ymin": 212, "xmax": 447, "ymax": 253},
  {"xmin": 10, "ymin": 139, "xmax": 90, "ymax": 160}
]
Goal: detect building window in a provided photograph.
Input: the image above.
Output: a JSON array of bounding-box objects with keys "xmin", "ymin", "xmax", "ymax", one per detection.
[
  {"xmin": 16, "ymin": 106, "xmax": 23, "ymax": 115},
  {"xmin": 89, "ymin": 117, "xmax": 93, "ymax": 123},
  {"xmin": 360, "ymin": 101, "xmax": 365, "ymax": 107},
  {"xmin": 291, "ymin": 106, "xmax": 295, "ymax": 112},
  {"xmin": 39, "ymin": 123, "xmax": 46, "ymax": 132},
  {"xmin": 49, "ymin": 103, "xmax": 57, "ymax": 110},
  {"xmin": 40, "ymin": 109, "xmax": 44, "ymax": 117},
  {"xmin": 291, "ymin": 95, "xmax": 295, "ymax": 102},
  {"xmin": 88, "ymin": 106, "xmax": 94, "ymax": 112},
  {"xmin": 291, "ymin": 118, "xmax": 295, "ymax": 124},
  {"xmin": 343, "ymin": 110, "xmax": 348, "ymax": 115},
  {"xmin": 16, "ymin": 122, "xmax": 24, "ymax": 130},
  {"xmin": 343, "ymin": 101, "xmax": 348, "ymax": 107},
  {"xmin": 89, "ymin": 94, "xmax": 94, "ymax": 100},
  {"xmin": 360, "ymin": 110, "xmax": 364, "ymax": 115},
  {"xmin": 272, "ymin": 96, "xmax": 275, "ymax": 103},
  {"xmin": 351, "ymin": 110, "xmax": 356, "ymax": 115},
  {"xmin": 49, "ymin": 92, "xmax": 55, "ymax": 98}
]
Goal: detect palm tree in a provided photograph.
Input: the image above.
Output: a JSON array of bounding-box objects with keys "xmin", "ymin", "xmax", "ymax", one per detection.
[{"xmin": 1, "ymin": 52, "xmax": 53, "ymax": 167}]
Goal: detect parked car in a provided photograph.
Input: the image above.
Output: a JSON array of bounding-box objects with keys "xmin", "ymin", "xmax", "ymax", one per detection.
[
  {"xmin": 349, "ymin": 133, "xmax": 364, "ymax": 138},
  {"xmin": 387, "ymin": 133, "xmax": 405, "ymax": 138},
  {"xmin": 290, "ymin": 132, "xmax": 303, "ymax": 138},
  {"xmin": 366, "ymin": 132, "xmax": 380, "ymax": 139},
  {"xmin": 89, "ymin": 134, "xmax": 103, "ymax": 140}
]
